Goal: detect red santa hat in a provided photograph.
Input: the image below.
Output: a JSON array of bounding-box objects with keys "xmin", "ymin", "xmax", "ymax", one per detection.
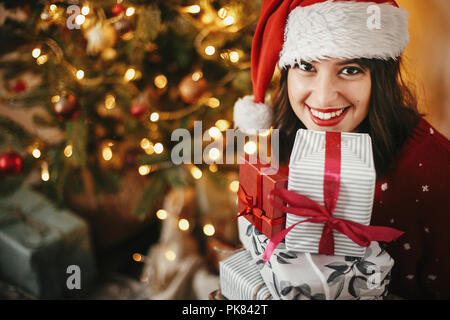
[{"xmin": 234, "ymin": 0, "xmax": 409, "ymax": 134}]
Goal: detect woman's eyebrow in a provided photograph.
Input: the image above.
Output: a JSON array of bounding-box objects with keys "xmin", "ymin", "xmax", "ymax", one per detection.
[{"xmin": 336, "ymin": 59, "xmax": 361, "ymax": 66}]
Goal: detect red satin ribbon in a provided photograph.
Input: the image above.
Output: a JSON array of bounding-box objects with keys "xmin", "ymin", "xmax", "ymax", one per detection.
[
  {"xmin": 233, "ymin": 184, "xmax": 264, "ymax": 222},
  {"xmin": 262, "ymin": 132, "xmax": 404, "ymax": 263}
]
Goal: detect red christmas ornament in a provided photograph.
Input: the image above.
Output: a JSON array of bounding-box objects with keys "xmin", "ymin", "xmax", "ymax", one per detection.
[
  {"xmin": 0, "ymin": 151, "xmax": 23, "ymax": 175},
  {"xmin": 112, "ymin": 3, "xmax": 124, "ymax": 16},
  {"xmin": 178, "ymin": 75, "xmax": 208, "ymax": 104},
  {"xmin": 114, "ymin": 18, "xmax": 133, "ymax": 36},
  {"xmin": 52, "ymin": 92, "xmax": 79, "ymax": 121},
  {"xmin": 13, "ymin": 80, "xmax": 27, "ymax": 93},
  {"xmin": 130, "ymin": 103, "xmax": 148, "ymax": 119}
]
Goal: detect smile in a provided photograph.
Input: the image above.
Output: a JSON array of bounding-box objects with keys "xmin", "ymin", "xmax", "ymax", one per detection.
[{"xmin": 306, "ymin": 104, "xmax": 351, "ymax": 126}]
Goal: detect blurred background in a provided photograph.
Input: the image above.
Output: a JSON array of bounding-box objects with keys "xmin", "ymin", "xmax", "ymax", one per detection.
[{"xmin": 0, "ymin": 0, "xmax": 448, "ymax": 300}]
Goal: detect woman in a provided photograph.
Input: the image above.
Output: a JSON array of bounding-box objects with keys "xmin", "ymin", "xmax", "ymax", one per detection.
[{"xmin": 234, "ymin": 0, "xmax": 450, "ymax": 299}]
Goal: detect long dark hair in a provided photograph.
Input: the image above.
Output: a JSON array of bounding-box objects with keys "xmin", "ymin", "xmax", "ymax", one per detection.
[{"xmin": 272, "ymin": 57, "xmax": 422, "ymax": 177}]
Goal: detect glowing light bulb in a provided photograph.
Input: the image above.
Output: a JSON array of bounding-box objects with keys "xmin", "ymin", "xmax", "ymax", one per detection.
[
  {"xmin": 105, "ymin": 94, "xmax": 115, "ymax": 109},
  {"xmin": 81, "ymin": 6, "xmax": 90, "ymax": 15},
  {"xmin": 207, "ymin": 97, "xmax": 220, "ymax": 108},
  {"xmin": 203, "ymin": 224, "xmax": 215, "ymax": 236},
  {"xmin": 215, "ymin": 119, "xmax": 230, "ymax": 131},
  {"xmin": 208, "ymin": 148, "xmax": 220, "ymax": 161},
  {"xmin": 125, "ymin": 7, "xmax": 135, "ymax": 16},
  {"xmin": 178, "ymin": 218, "xmax": 190, "ymax": 231},
  {"xmin": 150, "ymin": 112, "xmax": 160, "ymax": 122},
  {"xmin": 191, "ymin": 71, "xmax": 203, "ymax": 81},
  {"xmin": 154, "ymin": 74, "xmax": 167, "ymax": 88},
  {"xmin": 244, "ymin": 141, "xmax": 257, "ymax": 155},
  {"xmin": 156, "ymin": 209, "xmax": 168, "ymax": 220},
  {"xmin": 51, "ymin": 95, "xmax": 60, "ymax": 103},
  {"xmin": 223, "ymin": 15, "xmax": 235, "ymax": 26},
  {"xmin": 140, "ymin": 138, "xmax": 151, "ymax": 150},
  {"xmin": 229, "ymin": 51, "xmax": 239, "ymax": 63},
  {"xmin": 102, "ymin": 146, "xmax": 113, "ymax": 161},
  {"xmin": 41, "ymin": 162, "xmax": 49, "ymax": 181},
  {"xmin": 75, "ymin": 14, "xmax": 85, "ymax": 25},
  {"xmin": 144, "ymin": 145, "xmax": 155, "ymax": 155},
  {"xmin": 205, "ymin": 46, "xmax": 215, "ymax": 56},
  {"xmin": 218, "ymin": 8, "xmax": 228, "ymax": 19},
  {"xmin": 32, "ymin": 48, "xmax": 41, "ymax": 58},
  {"xmin": 208, "ymin": 127, "xmax": 221, "ymax": 139},
  {"xmin": 165, "ymin": 250, "xmax": 176, "ymax": 261},
  {"xmin": 124, "ymin": 68, "xmax": 136, "ymax": 81},
  {"xmin": 229, "ymin": 180, "xmax": 239, "ymax": 193},
  {"xmin": 76, "ymin": 69, "xmax": 85, "ymax": 80},
  {"xmin": 49, "ymin": 4, "xmax": 57, "ymax": 12},
  {"xmin": 154, "ymin": 143, "xmax": 164, "ymax": 154},
  {"xmin": 138, "ymin": 165, "xmax": 151, "ymax": 176},
  {"xmin": 36, "ymin": 55, "xmax": 48, "ymax": 65},
  {"xmin": 32, "ymin": 148, "xmax": 41, "ymax": 159},
  {"xmin": 132, "ymin": 253, "xmax": 143, "ymax": 262},
  {"xmin": 186, "ymin": 5, "xmax": 201, "ymax": 14},
  {"xmin": 190, "ymin": 166, "xmax": 202, "ymax": 180},
  {"xmin": 64, "ymin": 144, "xmax": 73, "ymax": 158}
]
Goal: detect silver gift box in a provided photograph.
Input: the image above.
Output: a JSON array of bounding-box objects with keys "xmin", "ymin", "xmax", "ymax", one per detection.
[{"xmin": 219, "ymin": 249, "xmax": 272, "ymax": 300}]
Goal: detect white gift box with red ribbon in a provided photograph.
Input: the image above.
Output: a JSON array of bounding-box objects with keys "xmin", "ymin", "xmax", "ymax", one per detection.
[{"xmin": 285, "ymin": 129, "xmax": 376, "ymax": 257}]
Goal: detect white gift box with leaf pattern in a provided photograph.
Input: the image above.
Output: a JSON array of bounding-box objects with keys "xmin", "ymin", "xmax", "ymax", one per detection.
[{"xmin": 238, "ymin": 217, "xmax": 394, "ymax": 300}]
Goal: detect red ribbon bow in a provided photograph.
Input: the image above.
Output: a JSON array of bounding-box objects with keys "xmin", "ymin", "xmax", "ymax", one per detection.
[
  {"xmin": 233, "ymin": 185, "xmax": 264, "ymax": 222},
  {"xmin": 262, "ymin": 132, "xmax": 404, "ymax": 263}
]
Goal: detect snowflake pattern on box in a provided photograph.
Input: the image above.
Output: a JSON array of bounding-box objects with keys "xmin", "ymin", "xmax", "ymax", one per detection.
[{"xmin": 238, "ymin": 217, "xmax": 393, "ymax": 300}]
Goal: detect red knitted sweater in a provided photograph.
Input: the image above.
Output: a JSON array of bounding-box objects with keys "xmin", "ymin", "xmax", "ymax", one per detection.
[
  {"xmin": 370, "ymin": 118, "xmax": 450, "ymax": 299},
  {"xmin": 276, "ymin": 118, "xmax": 449, "ymax": 299}
]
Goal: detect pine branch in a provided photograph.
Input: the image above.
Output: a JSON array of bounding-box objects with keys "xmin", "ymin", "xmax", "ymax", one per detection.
[
  {"xmin": 133, "ymin": 173, "xmax": 167, "ymax": 218},
  {"xmin": 0, "ymin": 115, "xmax": 35, "ymax": 148}
]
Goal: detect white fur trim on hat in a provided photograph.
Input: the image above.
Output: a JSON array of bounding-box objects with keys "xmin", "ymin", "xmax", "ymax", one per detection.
[
  {"xmin": 278, "ymin": 1, "xmax": 410, "ymax": 66},
  {"xmin": 233, "ymin": 95, "xmax": 273, "ymax": 134}
]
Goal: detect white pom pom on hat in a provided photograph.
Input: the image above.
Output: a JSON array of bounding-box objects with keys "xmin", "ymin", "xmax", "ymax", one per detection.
[
  {"xmin": 233, "ymin": 96, "xmax": 273, "ymax": 135},
  {"xmin": 233, "ymin": 0, "xmax": 410, "ymax": 134}
]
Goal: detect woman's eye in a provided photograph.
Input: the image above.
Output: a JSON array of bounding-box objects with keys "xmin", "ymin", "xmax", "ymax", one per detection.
[
  {"xmin": 299, "ymin": 62, "xmax": 315, "ymax": 72},
  {"xmin": 341, "ymin": 66, "xmax": 363, "ymax": 75}
]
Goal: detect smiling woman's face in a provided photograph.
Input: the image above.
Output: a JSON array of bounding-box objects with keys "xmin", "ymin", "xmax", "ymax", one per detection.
[{"xmin": 287, "ymin": 58, "xmax": 371, "ymax": 132}]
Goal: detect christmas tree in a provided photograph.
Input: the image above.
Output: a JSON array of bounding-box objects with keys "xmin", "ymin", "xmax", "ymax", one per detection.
[{"xmin": 0, "ymin": 0, "xmax": 262, "ymax": 255}]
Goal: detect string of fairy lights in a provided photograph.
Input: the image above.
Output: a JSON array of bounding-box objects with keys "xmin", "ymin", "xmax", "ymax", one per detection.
[{"xmin": 16, "ymin": 1, "xmax": 268, "ymax": 265}]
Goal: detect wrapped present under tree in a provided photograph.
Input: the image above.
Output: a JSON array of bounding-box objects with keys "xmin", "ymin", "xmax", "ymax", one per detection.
[{"xmin": 0, "ymin": 186, "xmax": 97, "ymax": 298}]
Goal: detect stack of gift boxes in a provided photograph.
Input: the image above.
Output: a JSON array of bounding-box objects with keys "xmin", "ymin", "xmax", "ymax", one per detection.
[{"xmin": 219, "ymin": 129, "xmax": 403, "ymax": 300}]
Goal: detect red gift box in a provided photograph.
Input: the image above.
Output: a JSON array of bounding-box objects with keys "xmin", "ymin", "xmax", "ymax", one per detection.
[{"xmin": 237, "ymin": 157, "xmax": 287, "ymax": 238}]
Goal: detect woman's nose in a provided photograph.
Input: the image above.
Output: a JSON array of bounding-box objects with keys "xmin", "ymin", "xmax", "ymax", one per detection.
[{"xmin": 310, "ymin": 73, "xmax": 340, "ymax": 108}]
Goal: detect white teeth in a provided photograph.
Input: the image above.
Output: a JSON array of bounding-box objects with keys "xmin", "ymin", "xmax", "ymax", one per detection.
[{"xmin": 309, "ymin": 107, "xmax": 347, "ymax": 120}]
